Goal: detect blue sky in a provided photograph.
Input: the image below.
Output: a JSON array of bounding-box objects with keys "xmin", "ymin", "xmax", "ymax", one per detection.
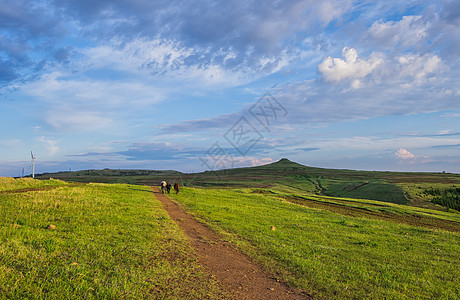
[{"xmin": 1, "ymin": 0, "xmax": 460, "ymax": 177}]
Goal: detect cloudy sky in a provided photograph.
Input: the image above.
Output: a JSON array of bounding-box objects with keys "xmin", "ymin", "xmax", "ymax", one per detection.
[{"xmin": 1, "ymin": 0, "xmax": 460, "ymax": 177}]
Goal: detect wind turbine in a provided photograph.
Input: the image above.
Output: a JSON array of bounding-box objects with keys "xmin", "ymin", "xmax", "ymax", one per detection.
[{"xmin": 31, "ymin": 151, "xmax": 36, "ymax": 178}]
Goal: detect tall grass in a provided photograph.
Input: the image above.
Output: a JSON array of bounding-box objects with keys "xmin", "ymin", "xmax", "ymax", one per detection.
[{"xmin": 0, "ymin": 177, "xmax": 68, "ymax": 191}]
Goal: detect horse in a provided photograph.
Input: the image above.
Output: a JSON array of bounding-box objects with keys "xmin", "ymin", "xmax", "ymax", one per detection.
[
  {"xmin": 160, "ymin": 181, "xmax": 167, "ymax": 193},
  {"xmin": 166, "ymin": 181, "xmax": 172, "ymax": 193},
  {"xmin": 173, "ymin": 183, "xmax": 179, "ymax": 194}
]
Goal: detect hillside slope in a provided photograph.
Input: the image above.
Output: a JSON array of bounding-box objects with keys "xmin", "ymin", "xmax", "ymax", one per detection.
[{"xmin": 35, "ymin": 158, "xmax": 460, "ymax": 210}]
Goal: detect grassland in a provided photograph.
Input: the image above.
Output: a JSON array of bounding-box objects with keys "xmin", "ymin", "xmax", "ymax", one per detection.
[
  {"xmin": 27, "ymin": 159, "xmax": 460, "ymax": 298},
  {"xmin": 0, "ymin": 177, "xmax": 69, "ymax": 192},
  {"xmin": 0, "ymin": 178, "xmax": 225, "ymax": 299},
  {"xmin": 169, "ymin": 187, "xmax": 460, "ymax": 299},
  {"xmin": 36, "ymin": 158, "xmax": 460, "ymax": 211}
]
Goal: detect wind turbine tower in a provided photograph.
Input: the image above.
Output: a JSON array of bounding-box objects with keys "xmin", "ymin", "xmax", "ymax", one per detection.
[{"xmin": 31, "ymin": 151, "xmax": 36, "ymax": 178}]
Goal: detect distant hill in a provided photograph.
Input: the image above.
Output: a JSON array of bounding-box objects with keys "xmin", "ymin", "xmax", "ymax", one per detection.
[{"xmin": 35, "ymin": 158, "xmax": 460, "ymax": 210}]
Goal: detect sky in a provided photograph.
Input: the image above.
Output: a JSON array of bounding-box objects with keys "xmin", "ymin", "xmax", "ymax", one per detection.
[{"xmin": 1, "ymin": 0, "xmax": 460, "ymax": 177}]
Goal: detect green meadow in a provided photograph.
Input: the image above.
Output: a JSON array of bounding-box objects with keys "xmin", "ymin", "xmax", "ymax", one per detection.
[
  {"xmin": 0, "ymin": 177, "xmax": 69, "ymax": 192},
  {"xmin": 169, "ymin": 187, "xmax": 460, "ymax": 299},
  {"xmin": 37, "ymin": 158, "xmax": 460, "ymax": 211},
  {"xmin": 9, "ymin": 159, "xmax": 460, "ymax": 299},
  {"xmin": 0, "ymin": 178, "xmax": 224, "ymax": 299}
]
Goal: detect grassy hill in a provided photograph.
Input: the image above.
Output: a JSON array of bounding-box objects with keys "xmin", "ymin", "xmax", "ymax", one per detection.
[
  {"xmin": 36, "ymin": 158, "xmax": 460, "ymax": 211},
  {"xmin": 5, "ymin": 162, "xmax": 460, "ymax": 299}
]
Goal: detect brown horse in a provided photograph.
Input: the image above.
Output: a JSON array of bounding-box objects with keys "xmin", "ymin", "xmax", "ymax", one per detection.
[{"xmin": 173, "ymin": 183, "xmax": 179, "ymax": 194}]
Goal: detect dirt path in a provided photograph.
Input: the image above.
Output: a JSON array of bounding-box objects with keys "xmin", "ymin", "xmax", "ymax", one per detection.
[{"xmin": 153, "ymin": 188, "xmax": 311, "ymax": 300}]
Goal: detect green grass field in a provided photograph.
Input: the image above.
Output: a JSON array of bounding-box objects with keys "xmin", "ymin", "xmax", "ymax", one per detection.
[
  {"xmin": 169, "ymin": 187, "xmax": 460, "ymax": 299},
  {"xmin": 0, "ymin": 178, "xmax": 225, "ymax": 299},
  {"xmin": 18, "ymin": 159, "xmax": 460, "ymax": 298},
  {"xmin": 36, "ymin": 158, "xmax": 460, "ymax": 211},
  {"xmin": 0, "ymin": 177, "xmax": 69, "ymax": 192}
]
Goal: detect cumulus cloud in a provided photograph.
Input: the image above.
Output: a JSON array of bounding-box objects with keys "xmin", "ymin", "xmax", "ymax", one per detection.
[
  {"xmin": 395, "ymin": 148, "xmax": 415, "ymax": 160},
  {"xmin": 318, "ymin": 46, "xmax": 446, "ymax": 90},
  {"xmin": 318, "ymin": 47, "xmax": 383, "ymax": 87},
  {"xmin": 397, "ymin": 53, "xmax": 444, "ymax": 86},
  {"xmin": 368, "ymin": 15, "xmax": 428, "ymax": 49}
]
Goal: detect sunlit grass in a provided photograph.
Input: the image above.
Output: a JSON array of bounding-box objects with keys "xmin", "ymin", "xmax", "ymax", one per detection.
[
  {"xmin": 171, "ymin": 187, "xmax": 460, "ymax": 299},
  {"xmin": 0, "ymin": 179, "xmax": 225, "ymax": 299},
  {"xmin": 0, "ymin": 177, "xmax": 69, "ymax": 191}
]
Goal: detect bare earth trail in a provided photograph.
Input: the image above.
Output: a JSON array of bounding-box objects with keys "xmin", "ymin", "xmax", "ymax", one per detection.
[{"xmin": 153, "ymin": 188, "xmax": 311, "ymax": 300}]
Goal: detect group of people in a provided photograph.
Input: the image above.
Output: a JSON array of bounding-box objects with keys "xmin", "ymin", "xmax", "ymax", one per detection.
[{"xmin": 160, "ymin": 181, "xmax": 179, "ymax": 194}]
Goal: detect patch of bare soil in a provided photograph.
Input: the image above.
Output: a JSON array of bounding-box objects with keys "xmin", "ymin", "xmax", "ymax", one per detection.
[
  {"xmin": 283, "ymin": 196, "xmax": 460, "ymax": 233},
  {"xmin": 153, "ymin": 188, "xmax": 311, "ymax": 300}
]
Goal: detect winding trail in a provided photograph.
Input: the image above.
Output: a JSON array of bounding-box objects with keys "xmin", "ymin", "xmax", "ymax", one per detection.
[{"xmin": 153, "ymin": 188, "xmax": 311, "ymax": 300}]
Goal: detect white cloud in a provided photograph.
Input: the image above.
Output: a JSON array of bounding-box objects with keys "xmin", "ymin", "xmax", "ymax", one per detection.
[
  {"xmin": 80, "ymin": 38, "xmax": 293, "ymax": 88},
  {"xmin": 45, "ymin": 110, "xmax": 113, "ymax": 132},
  {"xmin": 249, "ymin": 157, "xmax": 274, "ymax": 167},
  {"xmin": 318, "ymin": 47, "xmax": 383, "ymax": 86},
  {"xmin": 350, "ymin": 79, "xmax": 363, "ymax": 90},
  {"xmin": 219, "ymin": 156, "xmax": 273, "ymax": 169},
  {"xmin": 368, "ymin": 15, "xmax": 428, "ymax": 49},
  {"xmin": 316, "ymin": 0, "xmax": 354, "ymax": 25},
  {"xmin": 317, "ymin": 47, "xmax": 447, "ymax": 92},
  {"xmin": 438, "ymin": 130, "xmax": 452, "ymax": 135},
  {"xmin": 397, "ymin": 53, "xmax": 444, "ymax": 87},
  {"xmin": 395, "ymin": 148, "xmax": 415, "ymax": 160},
  {"xmin": 441, "ymin": 113, "xmax": 460, "ymax": 119},
  {"xmin": 23, "ymin": 71, "xmax": 164, "ymax": 107},
  {"xmin": 82, "ymin": 39, "xmax": 193, "ymax": 75}
]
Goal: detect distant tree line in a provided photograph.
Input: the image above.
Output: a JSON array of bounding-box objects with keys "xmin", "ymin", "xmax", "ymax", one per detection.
[{"xmin": 423, "ymin": 187, "xmax": 460, "ymax": 211}]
